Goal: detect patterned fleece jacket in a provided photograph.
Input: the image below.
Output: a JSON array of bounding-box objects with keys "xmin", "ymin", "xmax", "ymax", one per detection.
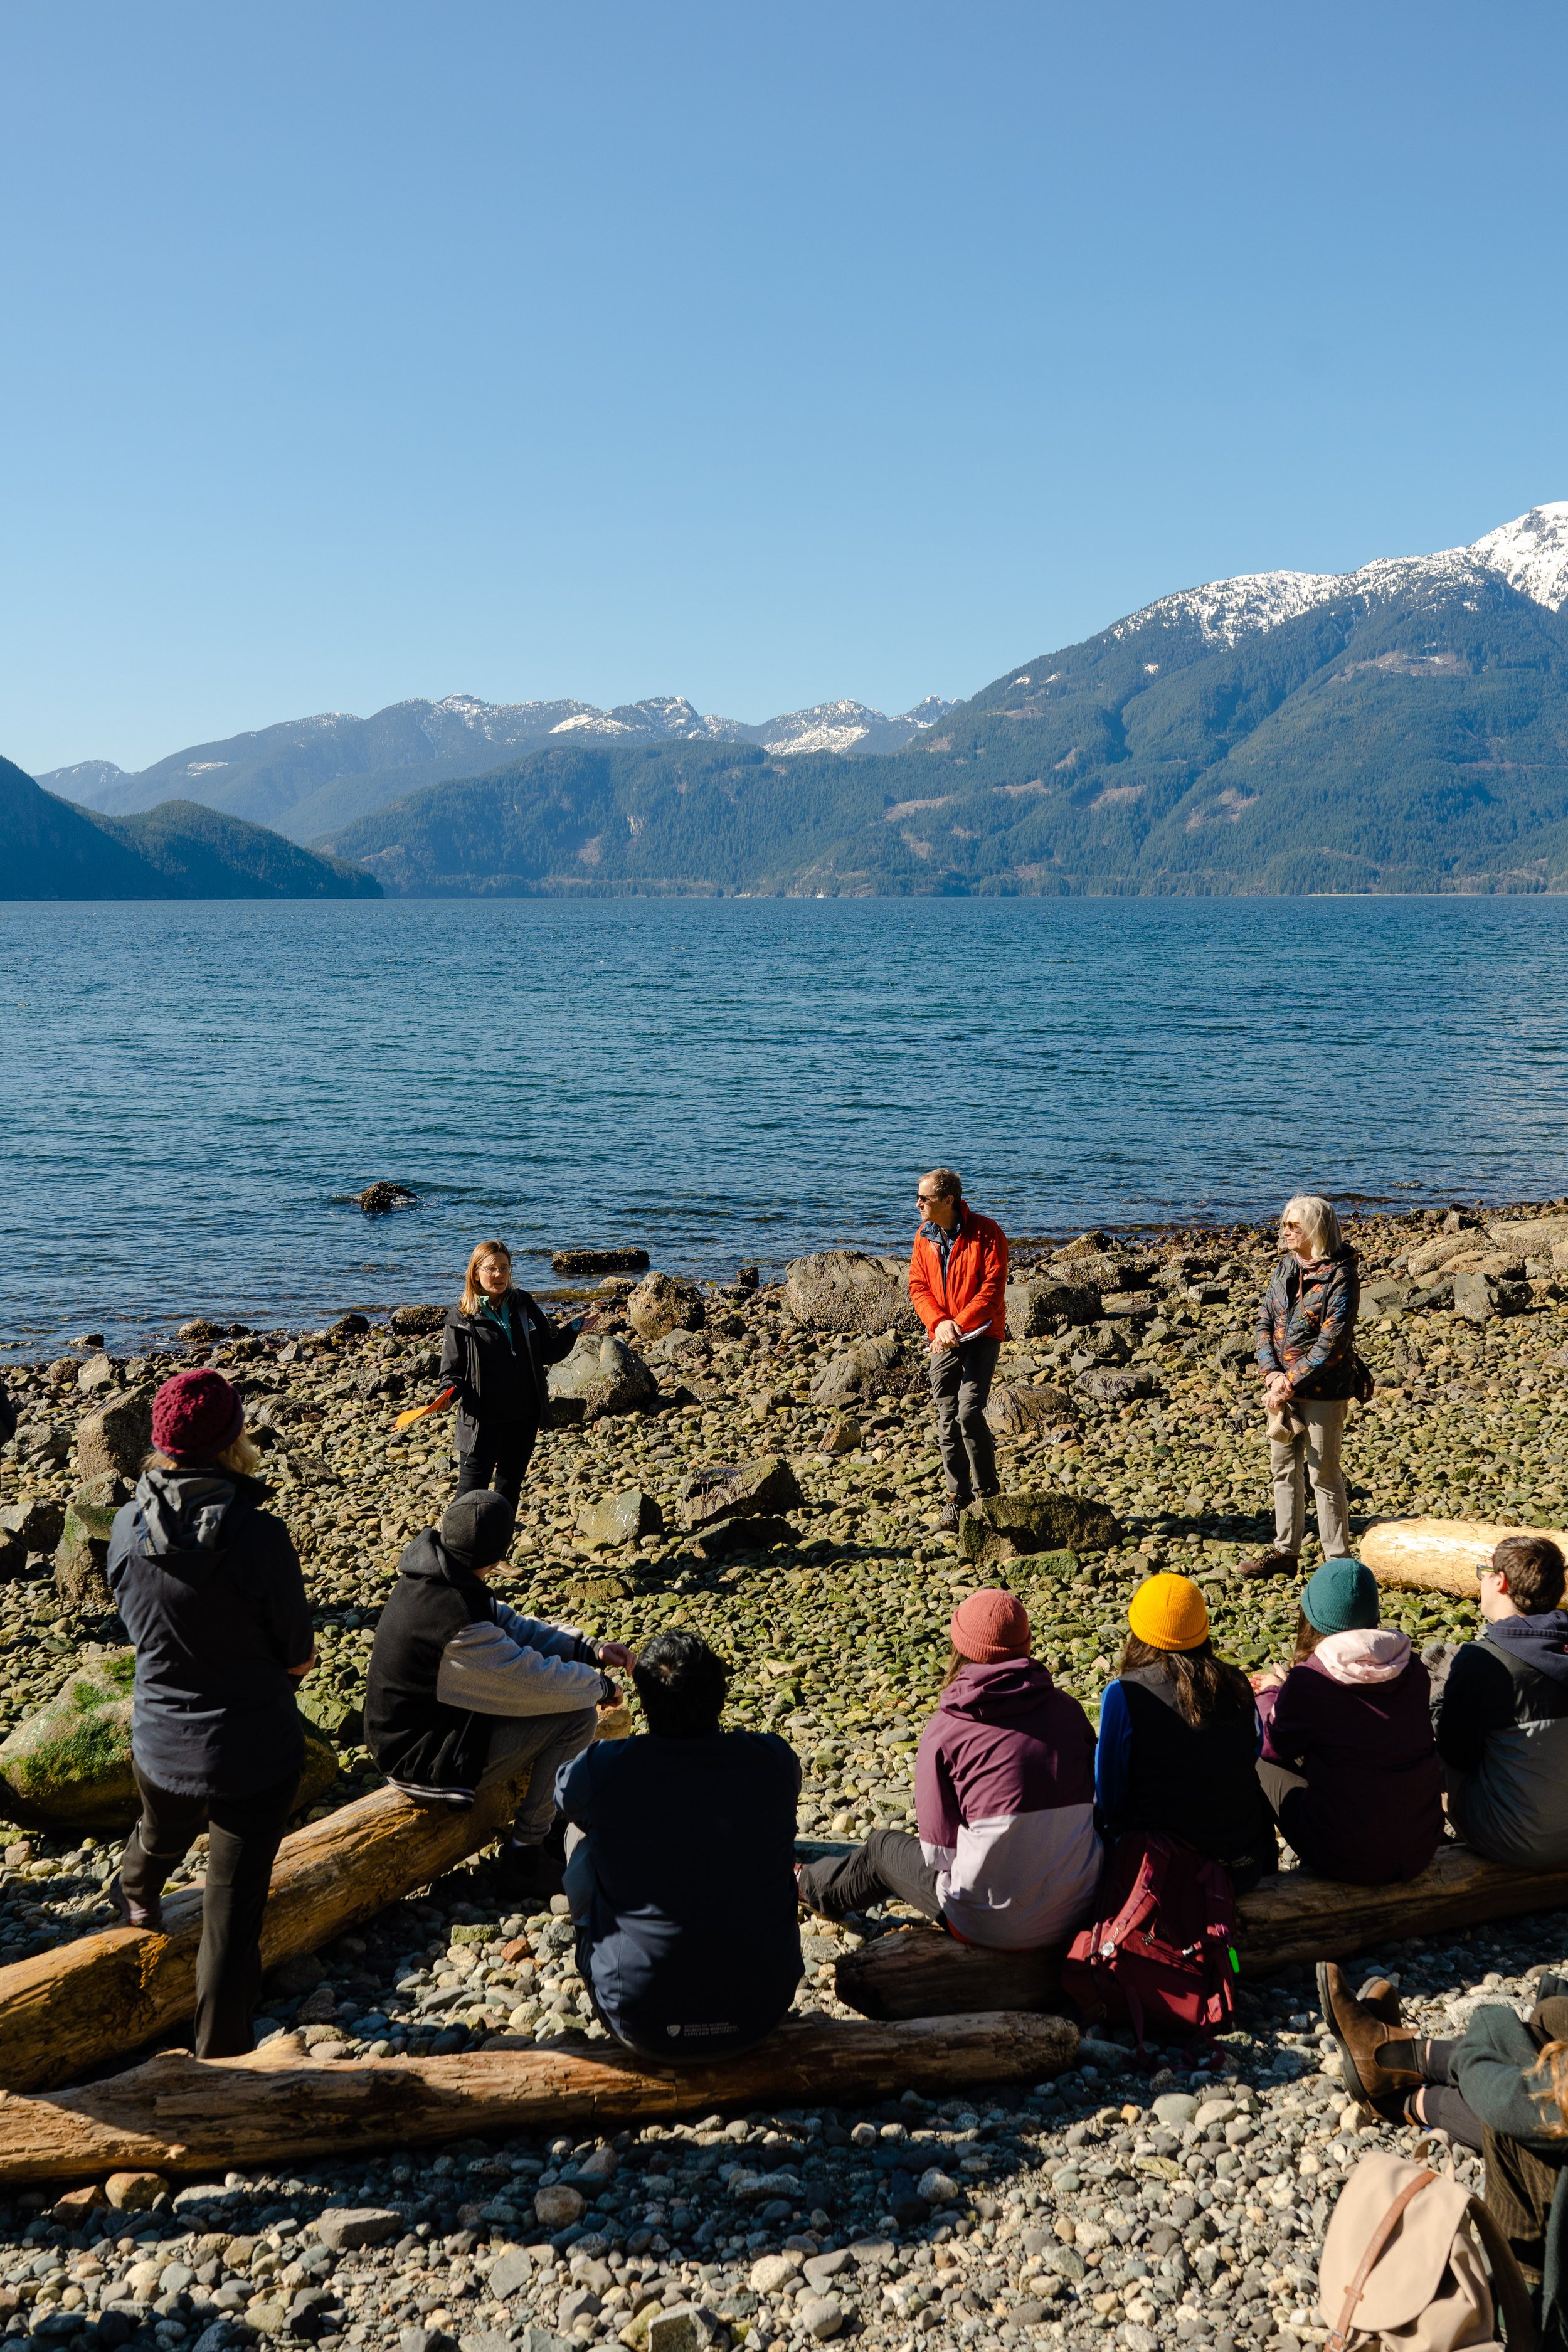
[{"xmin": 915, "ymin": 1657, "xmax": 1102, "ymax": 1950}]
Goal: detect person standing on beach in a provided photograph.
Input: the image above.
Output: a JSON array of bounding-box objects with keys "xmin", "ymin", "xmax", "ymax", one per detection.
[
  {"xmin": 440, "ymin": 1239, "xmax": 578, "ymax": 1505},
  {"xmin": 1240, "ymin": 1194, "xmax": 1360, "ymax": 1580},
  {"xmin": 908, "ymin": 1168, "xmax": 1009, "ymax": 1532},
  {"xmin": 105, "ymin": 1370, "xmax": 316, "ymax": 2058}
]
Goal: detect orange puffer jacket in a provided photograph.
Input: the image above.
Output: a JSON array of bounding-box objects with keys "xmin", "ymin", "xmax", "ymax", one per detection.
[{"xmin": 908, "ymin": 1207, "xmax": 1009, "ymax": 1342}]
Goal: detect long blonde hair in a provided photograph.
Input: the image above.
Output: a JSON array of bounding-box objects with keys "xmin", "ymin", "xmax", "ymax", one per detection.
[
  {"xmin": 1281, "ymin": 1194, "xmax": 1342, "ymax": 1259},
  {"xmin": 461, "ymin": 1239, "xmax": 513, "ymax": 1316},
  {"xmin": 145, "ymin": 1432, "xmax": 262, "ymax": 1478}
]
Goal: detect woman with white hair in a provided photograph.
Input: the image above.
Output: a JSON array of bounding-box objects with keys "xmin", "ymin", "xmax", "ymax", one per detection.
[{"xmin": 1239, "ymin": 1194, "xmax": 1361, "ymax": 1582}]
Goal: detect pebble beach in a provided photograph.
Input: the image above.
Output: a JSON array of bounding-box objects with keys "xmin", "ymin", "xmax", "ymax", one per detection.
[{"xmin": 3, "ymin": 1195, "xmax": 1568, "ymax": 2352}]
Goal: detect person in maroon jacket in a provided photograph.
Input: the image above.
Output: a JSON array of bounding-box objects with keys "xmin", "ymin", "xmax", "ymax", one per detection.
[
  {"xmin": 908, "ymin": 1167, "xmax": 1009, "ymax": 1531},
  {"xmin": 1253, "ymin": 1557, "xmax": 1441, "ymax": 1885}
]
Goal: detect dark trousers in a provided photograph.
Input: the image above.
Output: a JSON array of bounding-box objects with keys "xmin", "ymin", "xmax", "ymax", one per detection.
[
  {"xmin": 120, "ymin": 1762, "xmax": 297, "ymax": 2059},
  {"xmin": 455, "ymin": 1417, "xmax": 538, "ymax": 1507},
  {"xmin": 798, "ymin": 1827, "xmax": 944, "ymax": 1923},
  {"xmin": 929, "ymin": 1337, "xmax": 1000, "ymax": 1502}
]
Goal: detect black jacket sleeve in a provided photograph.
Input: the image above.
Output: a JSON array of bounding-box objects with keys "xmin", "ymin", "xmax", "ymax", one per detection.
[
  {"xmin": 438, "ymin": 1321, "xmax": 477, "ymax": 1411},
  {"xmin": 1435, "ymin": 1641, "xmax": 1517, "ymax": 1775},
  {"xmin": 0, "ymin": 1383, "xmax": 15, "ymax": 1447},
  {"xmin": 524, "ymin": 1294, "xmax": 576, "ymax": 1367}
]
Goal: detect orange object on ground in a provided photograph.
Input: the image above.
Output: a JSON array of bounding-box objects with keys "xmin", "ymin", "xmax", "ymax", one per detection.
[
  {"xmin": 393, "ymin": 1385, "xmax": 457, "ymax": 1432},
  {"xmin": 908, "ymin": 1207, "xmax": 1009, "ymax": 1342}
]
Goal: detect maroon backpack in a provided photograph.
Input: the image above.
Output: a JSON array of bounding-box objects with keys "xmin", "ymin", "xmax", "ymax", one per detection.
[{"xmin": 1061, "ymin": 1831, "xmax": 1239, "ymax": 2053}]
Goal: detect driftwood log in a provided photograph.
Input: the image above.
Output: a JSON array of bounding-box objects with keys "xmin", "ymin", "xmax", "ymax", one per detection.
[
  {"xmin": 0, "ymin": 2011, "xmax": 1079, "ymax": 2186},
  {"xmin": 0, "ymin": 1763, "xmax": 537, "ymax": 2096},
  {"xmin": 834, "ymin": 1842, "xmax": 1568, "ymax": 2021},
  {"xmin": 1360, "ymin": 1517, "xmax": 1568, "ymax": 1599}
]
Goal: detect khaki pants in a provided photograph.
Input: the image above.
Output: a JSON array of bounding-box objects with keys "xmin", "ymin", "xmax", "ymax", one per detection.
[{"xmin": 1270, "ymin": 1395, "xmax": 1350, "ymax": 1559}]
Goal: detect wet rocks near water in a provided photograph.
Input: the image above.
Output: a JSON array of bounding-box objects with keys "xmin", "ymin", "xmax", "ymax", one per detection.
[
  {"xmin": 1005, "ymin": 1279, "xmax": 1099, "ymax": 1338},
  {"xmin": 552, "ymin": 1249, "xmax": 651, "ymax": 1278},
  {"xmin": 785, "ymin": 1253, "xmax": 921, "ymax": 1337},
  {"xmin": 358, "ymin": 1184, "xmax": 418, "ymax": 1216},
  {"xmin": 389, "ymin": 1305, "xmax": 447, "ymax": 1337}
]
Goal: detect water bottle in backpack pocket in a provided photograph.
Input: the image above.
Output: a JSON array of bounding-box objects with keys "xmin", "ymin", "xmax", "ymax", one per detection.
[{"xmin": 1061, "ymin": 1831, "xmax": 1240, "ymax": 2053}]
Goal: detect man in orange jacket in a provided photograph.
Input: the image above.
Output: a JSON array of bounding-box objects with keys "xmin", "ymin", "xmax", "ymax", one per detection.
[{"xmin": 908, "ymin": 1167, "xmax": 1009, "ymax": 1530}]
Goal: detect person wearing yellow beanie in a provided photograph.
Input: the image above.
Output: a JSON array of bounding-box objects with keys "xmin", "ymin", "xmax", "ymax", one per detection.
[{"xmin": 1096, "ymin": 1573, "xmax": 1277, "ymax": 1893}]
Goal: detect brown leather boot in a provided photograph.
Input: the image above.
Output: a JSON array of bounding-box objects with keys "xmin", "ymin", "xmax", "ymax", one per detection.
[
  {"xmin": 1236, "ymin": 1549, "xmax": 1298, "ymax": 1581},
  {"xmin": 1318, "ymin": 1961, "xmax": 1424, "ymax": 2110}
]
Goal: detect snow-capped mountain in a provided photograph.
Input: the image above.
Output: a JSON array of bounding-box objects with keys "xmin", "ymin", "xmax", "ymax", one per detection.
[
  {"xmin": 1101, "ymin": 501, "xmax": 1568, "ymax": 655},
  {"xmin": 36, "ymin": 688, "xmax": 958, "ymax": 842}
]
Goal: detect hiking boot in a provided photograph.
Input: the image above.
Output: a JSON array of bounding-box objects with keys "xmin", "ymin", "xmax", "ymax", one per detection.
[
  {"xmin": 1318, "ymin": 1961, "xmax": 1423, "ymax": 2113},
  {"xmin": 938, "ymin": 1496, "xmax": 972, "ymax": 1532},
  {"xmin": 107, "ymin": 1874, "xmax": 162, "ymax": 1932},
  {"xmin": 495, "ymin": 1841, "xmax": 564, "ymax": 1902},
  {"xmin": 1237, "ymin": 1550, "xmax": 1299, "ymax": 1581}
]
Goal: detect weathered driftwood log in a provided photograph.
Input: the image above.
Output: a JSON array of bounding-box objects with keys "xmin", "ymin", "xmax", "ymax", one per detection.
[
  {"xmin": 1360, "ymin": 1517, "xmax": 1568, "ymax": 1599},
  {"xmin": 0, "ymin": 1764, "xmax": 535, "ymax": 2097},
  {"xmin": 0, "ymin": 2011, "xmax": 1079, "ymax": 2185},
  {"xmin": 834, "ymin": 1843, "xmax": 1568, "ymax": 2020}
]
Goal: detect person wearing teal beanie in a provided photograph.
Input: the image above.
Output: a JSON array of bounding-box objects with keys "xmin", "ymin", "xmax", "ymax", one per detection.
[
  {"xmin": 1301, "ymin": 1557, "xmax": 1380, "ymax": 1635},
  {"xmin": 1252, "ymin": 1554, "xmax": 1441, "ymax": 1884}
]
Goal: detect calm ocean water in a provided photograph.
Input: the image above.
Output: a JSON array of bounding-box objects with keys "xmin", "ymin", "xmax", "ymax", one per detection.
[{"xmin": 2, "ymin": 895, "xmax": 1565, "ymax": 1357}]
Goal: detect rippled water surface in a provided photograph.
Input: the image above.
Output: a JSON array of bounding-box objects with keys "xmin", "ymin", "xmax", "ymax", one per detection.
[{"xmin": 1, "ymin": 895, "xmax": 1563, "ymax": 1353}]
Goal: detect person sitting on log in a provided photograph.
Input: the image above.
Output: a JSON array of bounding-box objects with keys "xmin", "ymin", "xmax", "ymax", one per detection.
[
  {"xmin": 1434, "ymin": 1532, "xmax": 1568, "ymax": 1871},
  {"xmin": 1095, "ymin": 1572, "xmax": 1276, "ymax": 1891},
  {"xmin": 1318, "ymin": 1960, "xmax": 1568, "ymax": 2328},
  {"xmin": 796, "ymin": 1588, "xmax": 1101, "ymax": 1946},
  {"xmin": 556, "ymin": 1628, "xmax": 804, "ymax": 2061},
  {"xmin": 1252, "ymin": 1557, "xmax": 1443, "ymax": 1885},
  {"xmin": 105, "ymin": 1369, "xmax": 317, "ymax": 2060},
  {"xmin": 364, "ymin": 1489, "xmax": 633, "ymax": 1902}
]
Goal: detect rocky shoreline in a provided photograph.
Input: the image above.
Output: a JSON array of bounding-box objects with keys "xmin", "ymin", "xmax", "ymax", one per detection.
[{"xmin": 4, "ymin": 1197, "xmax": 1568, "ymax": 2351}]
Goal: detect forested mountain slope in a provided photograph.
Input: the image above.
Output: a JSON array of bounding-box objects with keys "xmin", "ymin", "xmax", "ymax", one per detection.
[{"xmin": 323, "ymin": 509, "xmax": 1568, "ymax": 896}]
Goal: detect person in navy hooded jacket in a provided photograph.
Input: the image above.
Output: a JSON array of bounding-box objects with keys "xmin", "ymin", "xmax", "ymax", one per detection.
[
  {"xmin": 1436, "ymin": 1532, "xmax": 1568, "ymax": 1870},
  {"xmin": 557, "ymin": 1629, "xmax": 803, "ymax": 2060},
  {"xmin": 797, "ymin": 1589, "xmax": 1101, "ymax": 1948}
]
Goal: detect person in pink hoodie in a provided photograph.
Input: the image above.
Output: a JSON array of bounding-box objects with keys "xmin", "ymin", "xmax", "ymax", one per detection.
[
  {"xmin": 796, "ymin": 1589, "xmax": 1101, "ymax": 1948},
  {"xmin": 1254, "ymin": 1557, "xmax": 1442, "ymax": 1885}
]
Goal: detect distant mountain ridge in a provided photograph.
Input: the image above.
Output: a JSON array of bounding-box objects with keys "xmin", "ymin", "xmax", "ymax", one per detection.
[
  {"xmin": 315, "ymin": 501, "xmax": 1568, "ymax": 899},
  {"xmin": 40, "ymin": 689, "xmax": 957, "ymax": 844},
  {"xmin": 0, "ymin": 760, "xmax": 381, "ymax": 900}
]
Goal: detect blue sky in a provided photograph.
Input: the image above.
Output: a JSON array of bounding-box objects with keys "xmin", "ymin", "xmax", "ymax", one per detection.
[{"xmin": 4, "ymin": 0, "xmax": 1566, "ymax": 775}]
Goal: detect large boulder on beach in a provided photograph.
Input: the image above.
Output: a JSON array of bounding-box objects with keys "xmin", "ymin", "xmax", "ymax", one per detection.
[
  {"xmin": 626, "ymin": 1272, "xmax": 705, "ymax": 1340},
  {"xmin": 0, "ymin": 1653, "xmax": 339, "ymax": 1834},
  {"xmin": 677, "ymin": 1454, "xmax": 804, "ymax": 1533},
  {"xmin": 548, "ymin": 1335, "xmax": 658, "ymax": 1422},
  {"xmin": 54, "ymin": 1475, "xmax": 127, "ymax": 1612},
  {"xmin": 985, "ymin": 1382, "xmax": 1079, "ymax": 1440},
  {"xmin": 958, "ymin": 1488, "xmax": 1121, "ymax": 1567},
  {"xmin": 1005, "ymin": 1278, "xmax": 1099, "ymax": 1337},
  {"xmin": 808, "ymin": 1330, "xmax": 919, "ymax": 1408},
  {"xmin": 74, "ymin": 1389, "xmax": 152, "ymax": 1484},
  {"xmin": 786, "ymin": 1251, "xmax": 920, "ymax": 1336}
]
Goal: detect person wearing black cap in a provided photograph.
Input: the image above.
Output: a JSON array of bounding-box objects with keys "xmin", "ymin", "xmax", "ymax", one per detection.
[
  {"xmin": 105, "ymin": 1369, "xmax": 317, "ymax": 2059},
  {"xmin": 364, "ymin": 1490, "xmax": 633, "ymax": 1898}
]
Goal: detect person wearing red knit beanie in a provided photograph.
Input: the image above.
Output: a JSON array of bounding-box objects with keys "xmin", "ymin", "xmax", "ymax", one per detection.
[
  {"xmin": 797, "ymin": 1587, "xmax": 1101, "ymax": 1946},
  {"xmin": 105, "ymin": 1369, "xmax": 317, "ymax": 2058}
]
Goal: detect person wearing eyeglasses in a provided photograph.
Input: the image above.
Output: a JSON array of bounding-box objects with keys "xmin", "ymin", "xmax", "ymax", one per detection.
[
  {"xmin": 908, "ymin": 1167, "xmax": 1009, "ymax": 1532},
  {"xmin": 1433, "ymin": 1534, "xmax": 1568, "ymax": 1870}
]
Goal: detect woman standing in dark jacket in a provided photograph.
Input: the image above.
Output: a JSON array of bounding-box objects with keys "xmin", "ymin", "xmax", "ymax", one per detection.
[
  {"xmin": 440, "ymin": 1239, "xmax": 577, "ymax": 1504},
  {"xmin": 1096, "ymin": 1573, "xmax": 1276, "ymax": 1891},
  {"xmin": 1241, "ymin": 1192, "xmax": 1360, "ymax": 1581},
  {"xmin": 1254, "ymin": 1557, "xmax": 1442, "ymax": 1885},
  {"xmin": 105, "ymin": 1369, "xmax": 316, "ymax": 2058}
]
